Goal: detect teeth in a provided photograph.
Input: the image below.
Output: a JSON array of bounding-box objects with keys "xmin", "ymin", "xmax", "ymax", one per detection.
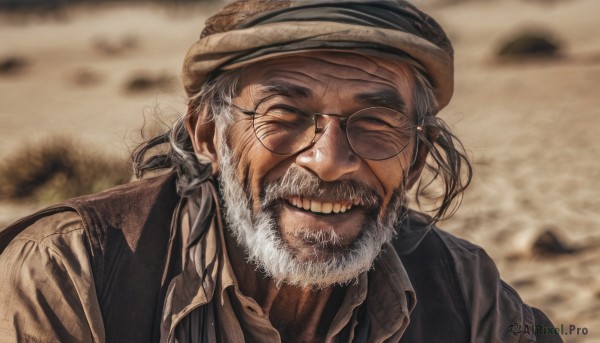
[
  {"xmin": 310, "ymin": 200, "xmax": 322, "ymax": 212},
  {"xmin": 302, "ymin": 198, "xmax": 311, "ymax": 210},
  {"xmin": 288, "ymin": 198, "xmax": 356, "ymax": 214},
  {"xmin": 332, "ymin": 203, "xmax": 341, "ymax": 213}
]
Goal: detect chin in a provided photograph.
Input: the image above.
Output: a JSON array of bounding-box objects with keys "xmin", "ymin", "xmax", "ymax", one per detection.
[{"xmin": 236, "ymin": 204, "xmax": 390, "ymax": 288}]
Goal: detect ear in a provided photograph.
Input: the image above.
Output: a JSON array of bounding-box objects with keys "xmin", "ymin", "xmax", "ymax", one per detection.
[
  {"xmin": 406, "ymin": 140, "xmax": 429, "ymax": 189},
  {"xmin": 185, "ymin": 105, "xmax": 220, "ymax": 175}
]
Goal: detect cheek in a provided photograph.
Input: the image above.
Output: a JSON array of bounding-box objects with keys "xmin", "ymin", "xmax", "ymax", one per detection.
[
  {"xmin": 227, "ymin": 120, "xmax": 259, "ymax": 177},
  {"xmin": 368, "ymin": 151, "xmax": 413, "ymax": 208},
  {"xmin": 227, "ymin": 120, "xmax": 288, "ymax": 211}
]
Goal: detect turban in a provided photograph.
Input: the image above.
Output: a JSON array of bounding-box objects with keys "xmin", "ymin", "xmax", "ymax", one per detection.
[{"xmin": 182, "ymin": 0, "xmax": 454, "ymax": 112}]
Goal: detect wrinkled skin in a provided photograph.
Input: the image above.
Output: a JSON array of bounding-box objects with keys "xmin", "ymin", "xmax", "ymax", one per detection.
[{"xmin": 187, "ymin": 51, "xmax": 427, "ymax": 342}]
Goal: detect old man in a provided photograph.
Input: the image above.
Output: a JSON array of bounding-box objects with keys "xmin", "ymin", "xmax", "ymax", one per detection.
[{"xmin": 0, "ymin": 1, "xmax": 561, "ymax": 342}]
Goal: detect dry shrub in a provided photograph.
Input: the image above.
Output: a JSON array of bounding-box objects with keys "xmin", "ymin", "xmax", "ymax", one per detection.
[
  {"xmin": 0, "ymin": 56, "xmax": 29, "ymax": 76},
  {"xmin": 0, "ymin": 136, "xmax": 131, "ymax": 203},
  {"xmin": 124, "ymin": 72, "xmax": 175, "ymax": 93},
  {"xmin": 92, "ymin": 34, "xmax": 139, "ymax": 56},
  {"xmin": 496, "ymin": 29, "xmax": 562, "ymax": 60},
  {"xmin": 70, "ymin": 67, "xmax": 103, "ymax": 86}
]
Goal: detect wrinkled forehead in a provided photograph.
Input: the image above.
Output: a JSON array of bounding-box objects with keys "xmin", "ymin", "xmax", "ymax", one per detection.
[{"xmin": 235, "ymin": 51, "xmax": 415, "ymax": 111}]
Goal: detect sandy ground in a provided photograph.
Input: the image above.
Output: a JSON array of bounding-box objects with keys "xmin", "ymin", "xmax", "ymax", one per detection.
[{"xmin": 1, "ymin": 0, "xmax": 599, "ymax": 341}]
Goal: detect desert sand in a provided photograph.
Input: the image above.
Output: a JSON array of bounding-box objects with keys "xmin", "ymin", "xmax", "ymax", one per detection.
[{"xmin": 1, "ymin": 0, "xmax": 599, "ymax": 341}]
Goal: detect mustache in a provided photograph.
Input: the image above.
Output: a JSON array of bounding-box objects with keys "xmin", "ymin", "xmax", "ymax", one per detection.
[{"xmin": 261, "ymin": 166, "xmax": 382, "ymax": 210}]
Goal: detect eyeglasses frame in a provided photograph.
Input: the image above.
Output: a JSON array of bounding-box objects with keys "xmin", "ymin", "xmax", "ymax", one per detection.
[{"xmin": 230, "ymin": 103, "xmax": 424, "ymax": 161}]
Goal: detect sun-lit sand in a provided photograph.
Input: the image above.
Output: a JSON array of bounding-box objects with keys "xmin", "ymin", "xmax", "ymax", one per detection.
[{"xmin": 1, "ymin": 1, "xmax": 599, "ymax": 341}]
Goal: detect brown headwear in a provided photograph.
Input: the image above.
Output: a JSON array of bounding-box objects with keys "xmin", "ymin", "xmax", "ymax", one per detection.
[{"xmin": 182, "ymin": 0, "xmax": 454, "ymax": 112}]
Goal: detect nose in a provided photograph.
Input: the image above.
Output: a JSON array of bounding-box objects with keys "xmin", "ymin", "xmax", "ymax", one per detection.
[{"xmin": 295, "ymin": 118, "xmax": 361, "ymax": 181}]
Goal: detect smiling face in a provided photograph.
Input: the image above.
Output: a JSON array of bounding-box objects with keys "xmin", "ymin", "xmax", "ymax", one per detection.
[{"xmin": 196, "ymin": 51, "xmax": 424, "ymax": 287}]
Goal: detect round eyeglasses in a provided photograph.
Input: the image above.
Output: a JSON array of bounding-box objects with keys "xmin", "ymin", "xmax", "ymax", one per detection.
[{"xmin": 232, "ymin": 103, "xmax": 422, "ymax": 161}]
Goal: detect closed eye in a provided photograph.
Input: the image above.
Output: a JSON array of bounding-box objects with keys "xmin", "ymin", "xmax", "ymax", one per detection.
[{"xmin": 263, "ymin": 104, "xmax": 312, "ymax": 120}]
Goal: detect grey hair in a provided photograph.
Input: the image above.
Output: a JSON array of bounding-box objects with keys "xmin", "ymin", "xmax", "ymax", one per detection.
[
  {"xmin": 132, "ymin": 64, "xmax": 472, "ymax": 223},
  {"xmin": 410, "ymin": 69, "xmax": 473, "ymax": 223},
  {"xmin": 132, "ymin": 70, "xmax": 240, "ymax": 195}
]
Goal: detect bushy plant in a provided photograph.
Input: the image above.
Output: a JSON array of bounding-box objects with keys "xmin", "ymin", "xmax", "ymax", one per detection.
[{"xmin": 0, "ymin": 136, "xmax": 131, "ymax": 203}]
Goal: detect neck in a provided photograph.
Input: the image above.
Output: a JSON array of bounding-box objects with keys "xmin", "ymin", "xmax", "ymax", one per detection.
[{"xmin": 224, "ymin": 227, "xmax": 345, "ymax": 342}]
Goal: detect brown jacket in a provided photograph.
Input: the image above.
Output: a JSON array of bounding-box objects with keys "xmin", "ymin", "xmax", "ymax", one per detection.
[{"xmin": 0, "ymin": 173, "xmax": 562, "ymax": 342}]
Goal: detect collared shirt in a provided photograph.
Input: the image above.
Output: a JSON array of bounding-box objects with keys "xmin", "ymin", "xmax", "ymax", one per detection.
[{"xmin": 163, "ymin": 185, "xmax": 416, "ymax": 342}]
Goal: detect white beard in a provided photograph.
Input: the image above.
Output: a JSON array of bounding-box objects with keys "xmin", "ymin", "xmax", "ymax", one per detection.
[{"xmin": 217, "ymin": 141, "xmax": 407, "ymax": 289}]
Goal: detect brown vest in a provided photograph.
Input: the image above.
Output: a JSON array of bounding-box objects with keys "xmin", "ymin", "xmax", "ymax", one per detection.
[{"xmin": 0, "ymin": 172, "xmax": 179, "ymax": 343}]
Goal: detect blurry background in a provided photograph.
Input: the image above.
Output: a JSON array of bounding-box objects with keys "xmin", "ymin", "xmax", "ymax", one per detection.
[{"xmin": 0, "ymin": 0, "xmax": 598, "ymax": 341}]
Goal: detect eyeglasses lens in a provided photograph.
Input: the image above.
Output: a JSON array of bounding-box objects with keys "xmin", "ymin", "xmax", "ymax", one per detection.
[
  {"xmin": 253, "ymin": 107, "xmax": 315, "ymax": 155},
  {"xmin": 347, "ymin": 108, "xmax": 413, "ymax": 160},
  {"xmin": 252, "ymin": 107, "xmax": 413, "ymax": 160}
]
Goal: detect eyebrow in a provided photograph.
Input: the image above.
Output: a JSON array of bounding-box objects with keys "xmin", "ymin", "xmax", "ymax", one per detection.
[
  {"xmin": 257, "ymin": 81, "xmax": 312, "ymax": 99},
  {"xmin": 354, "ymin": 89, "xmax": 407, "ymax": 114}
]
